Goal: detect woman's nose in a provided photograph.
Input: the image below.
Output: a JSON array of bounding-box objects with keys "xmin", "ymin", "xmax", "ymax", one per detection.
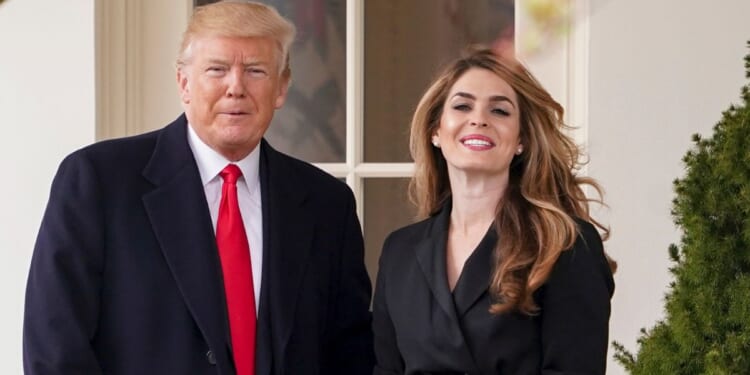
[{"xmin": 469, "ymin": 109, "xmax": 489, "ymax": 127}]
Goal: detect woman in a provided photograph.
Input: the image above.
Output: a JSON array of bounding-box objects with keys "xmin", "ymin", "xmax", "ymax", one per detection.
[{"xmin": 372, "ymin": 47, "xmax": 616, "ymax": 374}]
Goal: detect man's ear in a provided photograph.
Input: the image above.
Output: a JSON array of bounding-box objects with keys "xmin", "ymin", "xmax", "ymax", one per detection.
[
  {"xmin": 272, "ymin": 66, "xmax": 290, "ymax": 108},
  {"xmin": 177, "ymin": 68, "xmax": 190, "ymax": 104}
]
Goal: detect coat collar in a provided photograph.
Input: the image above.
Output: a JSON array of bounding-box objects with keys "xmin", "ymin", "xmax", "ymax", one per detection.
[
  {"xmin": 415, "ymin": 201, "xmax": 497, "ymax": 319},
  {"xmin": 453, "ymin": 225, "xmax": 496, "ymax": 317},
  {"xmin": 140, "ymin": 117, "xmax": 315, "ymax": 374},
  {"xmin": 414, "ymin": 205, "xmax": 456, "ymax": 320},
  {"xmin": 141, "ymin": 115, "xmax": 234, "ymax": 373},
  {"xmin": 256, "ymin": 139, "xmax": 313, "ymax": 374},
  {"xmin": 413, "ymin": 202, "xmax": 494, "ymax": 372}
]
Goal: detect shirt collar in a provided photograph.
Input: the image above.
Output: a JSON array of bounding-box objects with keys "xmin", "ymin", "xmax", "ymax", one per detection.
[{"xmin": 186, "ymin": 123, "xmax": 260, "ymax": 192}]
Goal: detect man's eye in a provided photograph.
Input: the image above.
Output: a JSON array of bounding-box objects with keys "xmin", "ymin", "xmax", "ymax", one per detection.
[{"xmin": 247, "ymin": 68, "xmax": 267, "ymax": 76}]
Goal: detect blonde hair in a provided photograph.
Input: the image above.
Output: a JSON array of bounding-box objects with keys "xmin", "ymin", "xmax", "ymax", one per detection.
[
  {"xmin": 176, "ymin": 0, "xmax": 296, "ymax": 77},
  {"xmin": 409, "ymin": 46, "xmax": 617, "ymax": 315}
]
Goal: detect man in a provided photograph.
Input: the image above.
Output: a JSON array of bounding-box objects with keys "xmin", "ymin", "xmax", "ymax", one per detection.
[{"xmin": 23, "ymin": 2, "xmax": 374, "ymax": 374}]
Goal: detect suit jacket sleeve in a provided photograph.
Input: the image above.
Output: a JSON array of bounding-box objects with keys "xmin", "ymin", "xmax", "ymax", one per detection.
[
  {"xmin": 372, "ymin": 233, "xmax": 405, "ymax": 375},
  {"xmin": 23, "ymin": 152, "xmax": 104, "ymax": 374},
  {"xmin": 540, "ymin": 221, "xmax": 615, "ymax": 375},
  {"xmin": 322, "ymin": 190, "xmax": 375, "ymax": 374}
]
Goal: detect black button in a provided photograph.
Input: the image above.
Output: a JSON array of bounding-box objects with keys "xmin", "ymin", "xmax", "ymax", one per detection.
[{"xmin": 206, "ymin": 350, "xmax": 216, "ymax": 365}]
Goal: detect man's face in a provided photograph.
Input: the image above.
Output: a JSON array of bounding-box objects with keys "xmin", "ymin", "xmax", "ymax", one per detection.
[{"xmin": 178, "ymin": 35, "xmax": 288, "ymax": 161}]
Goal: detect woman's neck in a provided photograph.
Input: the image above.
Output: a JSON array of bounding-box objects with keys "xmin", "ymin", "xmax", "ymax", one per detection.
[{"xmin": 448, "ymin": 172, "xmax": 507, "ymax": 236}]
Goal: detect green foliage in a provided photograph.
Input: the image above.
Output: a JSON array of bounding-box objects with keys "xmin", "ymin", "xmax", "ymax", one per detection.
[{"xmin": 613, "ymin": 41, "xmax": 750, "ymax": 374}]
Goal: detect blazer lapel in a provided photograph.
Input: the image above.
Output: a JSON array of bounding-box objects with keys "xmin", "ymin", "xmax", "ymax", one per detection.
[
  {"xmin": 141, "ymin": 116, "xmax": 231, "ymax": 370},
  {"xmin": 414, "ymin": 207, "xmax": 458, "ymax": 322},
  {"xmin": 415, "ymin": 204, "xmax": 486, "ymax": 373},
  {"xmin": 255, "ymin": 141, "xmax": 314, "ymax": 374},
  {"xmin": 452, "ymin": 227, "xmax": 496, "ymax": 317}
]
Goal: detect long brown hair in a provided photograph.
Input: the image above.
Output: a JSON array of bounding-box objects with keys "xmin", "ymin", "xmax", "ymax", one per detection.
[{"xmin": 409, "ymin": 46, "xmax": 616, "ymax": 315}]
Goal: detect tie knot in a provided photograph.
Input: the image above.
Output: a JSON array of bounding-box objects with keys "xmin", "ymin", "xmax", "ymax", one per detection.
[{"xmin": 220, "ymin": 164, "xmax": 243, "ymax": 185}]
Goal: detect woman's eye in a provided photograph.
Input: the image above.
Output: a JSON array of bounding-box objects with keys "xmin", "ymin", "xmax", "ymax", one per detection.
[
  {"xmin": 453, "ymin": 104, "xmax": 471, "ymax": 111},
  {"xmin": 492, "ymin": 108, "xmax": 510, "ymax": 116}
]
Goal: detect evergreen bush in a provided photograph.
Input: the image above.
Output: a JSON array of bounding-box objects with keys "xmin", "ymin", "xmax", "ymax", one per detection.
[{"xmin": 613, "ymin": 41, "xmax": 750, "ymax": 374}]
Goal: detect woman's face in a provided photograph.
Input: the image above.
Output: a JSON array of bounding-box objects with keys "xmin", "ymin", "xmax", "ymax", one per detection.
[{"xmin": 434, "ymin": 67, "xmax": 522, "ymax": 180}]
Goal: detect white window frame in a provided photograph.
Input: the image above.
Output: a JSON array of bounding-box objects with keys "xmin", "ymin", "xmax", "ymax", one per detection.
[
  {"xmin": 312, "ymin": 1, "xmax": 414, "ymax": 225},
  {"xmin": 315, "ymin": 0, "xmax": 591, "ymax": 224},
  {"xmin": 95, "ymin": 0, "xmax": 589, "ymax": 226}
]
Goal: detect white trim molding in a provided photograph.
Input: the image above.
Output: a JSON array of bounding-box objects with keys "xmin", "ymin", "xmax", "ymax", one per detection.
[
  {"xmin": 313, "ymin": 163, "xmax": 414, "ymax": 179},
  {"xmin": 346, "ymin": 0, "xmax": 366, "ymax": 221},
  {"xmin": 95, "ymin": 0, "xmax": 128, "ymax": 140},
  {"xmin": 515, "ymin": 0, "xmax": 591, "ymax": 173},
  {"xmin": 568, "ymin": 0, "xmax": 590, "ymax": 151},
  {"xmin": 95, "ymin": 0, "xmax": 191, "ymax": 140}
]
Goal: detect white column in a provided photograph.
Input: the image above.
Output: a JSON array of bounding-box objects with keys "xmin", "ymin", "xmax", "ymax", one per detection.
[{"xmin": 0, "ymin": 1, "xmax": 96, "ymax": 373}]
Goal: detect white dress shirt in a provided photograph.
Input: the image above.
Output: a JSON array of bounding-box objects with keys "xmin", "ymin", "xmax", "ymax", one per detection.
[{"xmin": 187, "ymin": 124, "xmax": 263, "ymax": 313}]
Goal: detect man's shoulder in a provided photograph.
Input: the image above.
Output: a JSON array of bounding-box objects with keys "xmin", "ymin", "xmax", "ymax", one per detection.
[
  {"xmin": 75, "ymin": 128, "xmax": 161, "ymax": 160},
  {"xmin": 60, "ymin": 127, "xmax": 164, "ymax": 176}
]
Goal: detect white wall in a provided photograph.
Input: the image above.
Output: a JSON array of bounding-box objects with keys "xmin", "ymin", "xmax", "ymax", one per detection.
[
  {"xmin": 587, "ymin": 1, "xmax": 750, "ymax": 373},
  {"xmin": 0, "ymin": 0, "xmax": 96, "ymax": 373}
]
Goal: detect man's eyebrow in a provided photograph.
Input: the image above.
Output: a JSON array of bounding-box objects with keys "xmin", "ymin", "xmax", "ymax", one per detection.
[
  {"xmin": 205, "ymin": 58, "xmax": 229, "ymax": 65},
  {"xmin": 203, "ymin": 59, "xmax": 268, "ymax": 66},
  {"xmin": 242, "ymin": 61, "xmax": 269, "ymax": 67}
]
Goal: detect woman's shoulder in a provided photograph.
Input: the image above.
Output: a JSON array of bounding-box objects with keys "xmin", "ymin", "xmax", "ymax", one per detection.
[
  {"xmin": 379, "ymin": 212, "xmax": 446, "ymax": 267},
  {"xmin": 571, "ymin": 218, "xmax": 604, "ymax": 252},
  {"xmin": 556, "ymin": 218, "xmax": 605, "ymax": 262},
  {"xmin": 548, "ymin": 218, "xmax": 614, "ymax": 294},
  {"xmin": 382, "ymin": 215, "xmax": 436, "ymax": 250}
]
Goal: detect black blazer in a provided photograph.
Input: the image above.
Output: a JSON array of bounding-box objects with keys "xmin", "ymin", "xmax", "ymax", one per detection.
[
  {"xmin": 372, "ymin": 205, "xmax": 614, "ymax": 374},
  {"xmin": 23, "ymin": 115, "xmax": 374, "ymax": 375}
]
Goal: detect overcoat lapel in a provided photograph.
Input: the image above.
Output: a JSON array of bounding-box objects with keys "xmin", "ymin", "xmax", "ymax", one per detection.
[
  {"xmin": 141, "ymin": 116, "xmax": 233, "ymax": 372},
  {"xmin": 255, "ymin": 140, "xmax": 314, "ymax": 374}
]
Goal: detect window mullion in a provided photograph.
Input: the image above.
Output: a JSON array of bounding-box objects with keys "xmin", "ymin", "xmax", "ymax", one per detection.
[{"xmin": 347, "ymin": 0, "xmax": 365, "ymax": 223}]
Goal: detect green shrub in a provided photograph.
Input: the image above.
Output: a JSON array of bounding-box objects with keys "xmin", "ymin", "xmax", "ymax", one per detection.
[{"xmin": 614, "ymin": 41, "xmax": 750, "ymax": 375}]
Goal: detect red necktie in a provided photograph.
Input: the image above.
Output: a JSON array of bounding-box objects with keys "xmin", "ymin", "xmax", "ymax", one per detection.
[{"xmin": 216, "ymin": 164, "xmax": 256, "ymax": 375}]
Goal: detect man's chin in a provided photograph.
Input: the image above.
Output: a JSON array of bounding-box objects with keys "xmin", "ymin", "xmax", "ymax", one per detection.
[{"xmin": 214, "ymin": 138, "xmax": 259, "ymax": 160}]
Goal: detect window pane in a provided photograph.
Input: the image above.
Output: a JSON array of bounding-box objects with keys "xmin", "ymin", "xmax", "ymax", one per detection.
[
  {"xmin": 265, "ymin": 0, "xmax": 347, "ymax": 162},
  {"xmin": 363, "ymin": 178, "xmax": 417, "ymax": 288},
  {"xmin": 364, "ymin": 0, "xmax": 514, "ymax": 162},
  {"xmin": 195, "ymin": 0, "xmax": 347, "ymax": 163}
]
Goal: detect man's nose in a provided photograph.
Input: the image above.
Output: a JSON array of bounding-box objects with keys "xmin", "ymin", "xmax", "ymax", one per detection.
[{"xmin": 226, "ymin": 69, "xmax": 246, "ymax": 98}]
